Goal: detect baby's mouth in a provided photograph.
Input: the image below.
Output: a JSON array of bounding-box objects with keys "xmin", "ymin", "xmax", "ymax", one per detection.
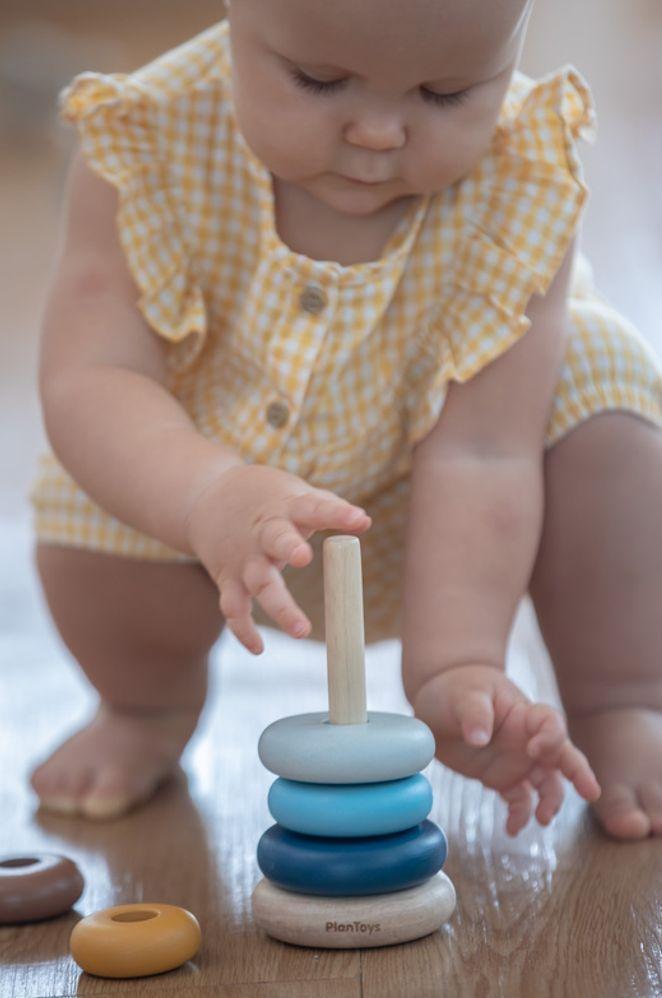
[{"xmin": 340, "ymin": 175, "xmax": 391, "ymax": 186}]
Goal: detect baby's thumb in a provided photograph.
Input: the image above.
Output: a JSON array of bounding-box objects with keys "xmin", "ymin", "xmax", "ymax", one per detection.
[{"xmin": 456, "ymin": 691, "xmax": 495, "ymax": 747}]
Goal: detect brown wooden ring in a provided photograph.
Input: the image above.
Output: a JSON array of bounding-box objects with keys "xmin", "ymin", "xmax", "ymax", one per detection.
[{"xmin": 0, "ymin": 853, "xmax": 85, "ymax": 924}]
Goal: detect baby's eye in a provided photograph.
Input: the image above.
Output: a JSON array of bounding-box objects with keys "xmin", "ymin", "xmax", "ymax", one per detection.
[
  {"xmin": 289, "ymin": 67, "xmax": 470, "ymax": 109},
  {"xmin": 420, "ymin": 87, "xmax": 470, "ymax": 109},
  {"xmin": 290, "ymin": 69, "xmax": 347, "ymax": 96}
]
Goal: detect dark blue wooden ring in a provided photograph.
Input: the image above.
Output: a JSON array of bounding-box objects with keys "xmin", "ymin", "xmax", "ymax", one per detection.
[{"xmin": 257, "ymin": 820, "xmax": 447, "ymax": 896}]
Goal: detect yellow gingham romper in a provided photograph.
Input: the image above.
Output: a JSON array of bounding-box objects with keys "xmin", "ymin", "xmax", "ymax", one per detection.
[{"xmin": 31, "ymin": 21, "xmax": 662, "ymax": 644}]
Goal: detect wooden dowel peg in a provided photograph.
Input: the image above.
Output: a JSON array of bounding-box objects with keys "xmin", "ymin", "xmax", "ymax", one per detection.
[{"xmin": 323, "ymin": 535, "xmax": 367, "ymax": 725}]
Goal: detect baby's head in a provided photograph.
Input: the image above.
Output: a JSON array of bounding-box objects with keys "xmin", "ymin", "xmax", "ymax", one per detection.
[{"xmin": 228, "ymin": 0, "xmax": 533, "ymax": 216}]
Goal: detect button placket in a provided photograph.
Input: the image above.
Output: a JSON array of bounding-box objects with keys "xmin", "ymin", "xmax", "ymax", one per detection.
[
  {"xmin": 288, "ymin": 274, "xmax": 338, "ymax": 411},
  {"xmin": 262, "ymin": 272, "xmax": 337, "ymax": 436}
]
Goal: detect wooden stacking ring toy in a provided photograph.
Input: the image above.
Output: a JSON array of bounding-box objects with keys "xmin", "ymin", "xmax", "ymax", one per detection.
[
  {"xmin": 69, "ymin": 903, "xmax": 201, "ymax": 978},
  {"xmin": 253, "ymin": 872, "xmax": 457, "ymax": 949},
  {"xmin": 268, "ymin": 773, "xmax": 433, "ymax": 837},
  {"xmin": 258, "ymin": 710, "xmax": 434, "ymax": 783},
  {"xmin": 257, "ymin": 820, "xmax": 447, "ymax": 896},
  {"xmin": 0, "ymin": 853, "xmax": 84, "ymax": 924},
  {"xmin": 252, "ymin": 536, "xmax": 457, "ymax": 948}
]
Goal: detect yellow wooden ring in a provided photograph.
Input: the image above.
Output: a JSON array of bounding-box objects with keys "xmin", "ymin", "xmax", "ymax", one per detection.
[{"xmin": 70, "ymin": 903, "xmax": 201, "ymax": 978}]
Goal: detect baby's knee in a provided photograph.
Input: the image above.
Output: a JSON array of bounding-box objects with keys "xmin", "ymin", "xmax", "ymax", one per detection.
[{"xmin": 34, "ymin": 543, "xmax": 224, "ymax": 661}]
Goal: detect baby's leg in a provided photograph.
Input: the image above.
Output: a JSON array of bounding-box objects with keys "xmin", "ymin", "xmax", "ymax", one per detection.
[
  {"xmin": 30, "ymin": 544, "xmax": 224, "ymax": 819},
  {"xmin": 530, "ymin": 412, "xmax": 662, "ymax": 839}
]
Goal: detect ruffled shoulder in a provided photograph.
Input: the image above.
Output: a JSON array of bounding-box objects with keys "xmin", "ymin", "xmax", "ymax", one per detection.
[
  {"xmin": 406, "ymin": 66, "xmax": 596, "ymax": 445},
  {"xmin": 445, "ymin": 65, "xmax": 595, "ymax": 376},
  {"xmin": 58, "ymin": 22, "xmax": 232, "ymax": 373}
]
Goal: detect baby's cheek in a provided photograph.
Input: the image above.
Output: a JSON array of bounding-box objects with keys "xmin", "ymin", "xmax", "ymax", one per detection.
[
  {"xmin": 422, "ymin": 125, "xmax": 493, "ymax": 190},
  {"xmin": 240, "ymin": 100, "xmax": 332, "ymax": 180}
]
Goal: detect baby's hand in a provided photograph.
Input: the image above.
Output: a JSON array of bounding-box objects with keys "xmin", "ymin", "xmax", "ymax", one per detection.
[
  {"xmin": 185, "ymin": 463, "xmax": 371, "ymax": 654},
  {"xmin": 412, "ymin": 664, "xmax": 601, "ymax": 835}
]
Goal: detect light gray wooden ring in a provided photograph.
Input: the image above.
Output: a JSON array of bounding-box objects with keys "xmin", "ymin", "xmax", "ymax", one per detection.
[
  {"xmin": 252, "ymin": 871, "xmax": 456, "ymax": 948},
  {"xmin": 258, "ymin": 711, "xmax": 435, "ymax": 784}
]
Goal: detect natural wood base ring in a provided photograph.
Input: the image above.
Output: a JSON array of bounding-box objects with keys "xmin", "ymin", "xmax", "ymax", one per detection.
[{"xmin": 252, "ymin": 871, "xmax": 456, "ymax": 948}]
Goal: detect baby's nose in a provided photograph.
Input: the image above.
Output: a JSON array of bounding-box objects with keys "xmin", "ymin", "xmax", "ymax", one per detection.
[{"xmin": 343, "ymin": 112, "xmax": 406, "ymax": 152}]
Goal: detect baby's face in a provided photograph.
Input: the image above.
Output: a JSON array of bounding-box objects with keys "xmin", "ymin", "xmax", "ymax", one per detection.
[{"xmin": 228, "ymin": 0, "xmax": 532, "ymax": 216}]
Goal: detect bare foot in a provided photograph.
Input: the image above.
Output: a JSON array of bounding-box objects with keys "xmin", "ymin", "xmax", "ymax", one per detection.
[
  {"xmin": 567, "ymin": 707, "xmax": 662, "ymax": 839},
  {"xmin": 29, "ymin": 702, "xmax": 201, "ymax": 819}
]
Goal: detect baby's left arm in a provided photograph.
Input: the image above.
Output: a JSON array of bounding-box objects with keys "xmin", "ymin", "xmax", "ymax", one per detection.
[
  {"xmin": 399, "ymin": 238, "xmax": 597, "ymax": 832},
  {"xmin": 402, "ymin": 237, "xmax": 577, "ymax": 697}
]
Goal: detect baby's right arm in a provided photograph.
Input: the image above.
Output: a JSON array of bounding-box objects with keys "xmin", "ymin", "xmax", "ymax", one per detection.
[
  {"xmin": 40, "ymin": 151, "xmax": 242, "ymax": 553},
  {"xmin": 39, "ymin": 152, "xmax": 371, "ymax": 651}
]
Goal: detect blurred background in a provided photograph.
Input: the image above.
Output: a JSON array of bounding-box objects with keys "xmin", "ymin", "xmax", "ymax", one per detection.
[{"xmin": 1, "ymin": 0, "xmax": 661, "ymax": 519}]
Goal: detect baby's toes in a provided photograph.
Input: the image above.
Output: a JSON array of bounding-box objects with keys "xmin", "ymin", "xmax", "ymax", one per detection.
[
  {"xmin": 31, "ymin": 757, "xmax": 93, "ymax": 815},
  {"xmin": 638, "ymin": 782, "xmax": 662, "ymax": 836},
  {"xmin": 593, "ymin": 783, "xmax": 651, "ymax": 840},
  {"xmin": 80, "ymin": 764, "xmax": 161, "ymax": 820}
]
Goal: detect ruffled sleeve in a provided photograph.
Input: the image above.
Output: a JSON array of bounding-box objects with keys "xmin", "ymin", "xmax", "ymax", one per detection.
[
  {"xmin": 59, "ymin": 71, "xmax": 207, "ymax": 374},
  {"xmin": 406, "ymin": 66, "xmax": 596, "ymax": 446}
]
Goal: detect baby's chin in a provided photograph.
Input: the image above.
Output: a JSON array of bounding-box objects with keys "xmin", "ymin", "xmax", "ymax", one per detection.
[{"xmin": 306, "ymin": 174, "xmax": 419, "ymax": 217}]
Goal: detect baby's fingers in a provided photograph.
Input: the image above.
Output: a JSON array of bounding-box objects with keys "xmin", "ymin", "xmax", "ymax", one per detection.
[
  {"xmin": 525, "ymin": 705, "xmax": 566, "ymax": 760},
  {"xmin": 501, "ymin": 781, "xmax": 533, "ymax": 836},
  {"xmin": 218, "ymin": 576, "xmax": 264, "ymax": 655},
  {"xmin": 529, "ymin": 767, "xmax": 564, "ymax": 825},
  {"xmin": 290, "ymin": 493, "xmax": 371, "ymax": 534},
  {"xmin": 258, "ymin": 516, "xmax": 313, "ymax": 568},
  {"xmin": 243, "ymin": 553, "xmax": 311, "ymax": 641},
  {"xmin": 525, "ymin": 707, "xmax": 601, "ymax": 802},
  {"xmin": 557, "ymin": 741, "xmax": 601, "ymax": 802},
  {"xmin": 453, "ymin": 690, "xmax": 495, "ymax": 747}
]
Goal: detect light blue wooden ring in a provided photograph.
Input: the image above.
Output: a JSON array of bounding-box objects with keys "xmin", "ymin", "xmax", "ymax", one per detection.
[
  {"xmin": 257, "ymin": 820, "xmax": 447, "ymax": 896},
  {"xmin": 258, "ymin": 712, "xmax": 435, "ymax": 784},
  {"xmin": 268, "ymin": 774, "xmax": 433, "ymax": 837}
]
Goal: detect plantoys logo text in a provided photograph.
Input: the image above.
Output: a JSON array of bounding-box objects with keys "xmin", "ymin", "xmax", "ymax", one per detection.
[{"xmin": 325, "ymin": 920, "xmax": 381, "ymax": 935}]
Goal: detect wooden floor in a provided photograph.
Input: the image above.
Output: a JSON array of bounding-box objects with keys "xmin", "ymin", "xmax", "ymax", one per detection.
[
  {"xmin": 1, "ymin": 521, "xmax": 661, "ymax": 997},
  {"xmin": 1, "ymin": 1, "xmax": 661, "ymax": 995}
]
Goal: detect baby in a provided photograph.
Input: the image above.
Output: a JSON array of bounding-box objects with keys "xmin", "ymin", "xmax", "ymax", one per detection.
[{"xmin": 29, "ymin": 0, "xmax": 662, "ymax": 839}]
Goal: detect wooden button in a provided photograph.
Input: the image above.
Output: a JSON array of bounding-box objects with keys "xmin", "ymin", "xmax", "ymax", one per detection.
[
  {"xmin": 252, "ymin": 871, "xmax": 457, "ymax": 948},
  {"xmin": 70, "ymin": 902, "xmax": 201, "ymax": 979},
  {"xmin": 299, "ymin": 283, "xmax": 327, "ymax": 314},
  {"xmin": 0, "ymin": 853, "xmax": 84, "ymax": 924},
  {"xmin": 266, "ymin": 400, "xmax": 289, "ymax": 428}
]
